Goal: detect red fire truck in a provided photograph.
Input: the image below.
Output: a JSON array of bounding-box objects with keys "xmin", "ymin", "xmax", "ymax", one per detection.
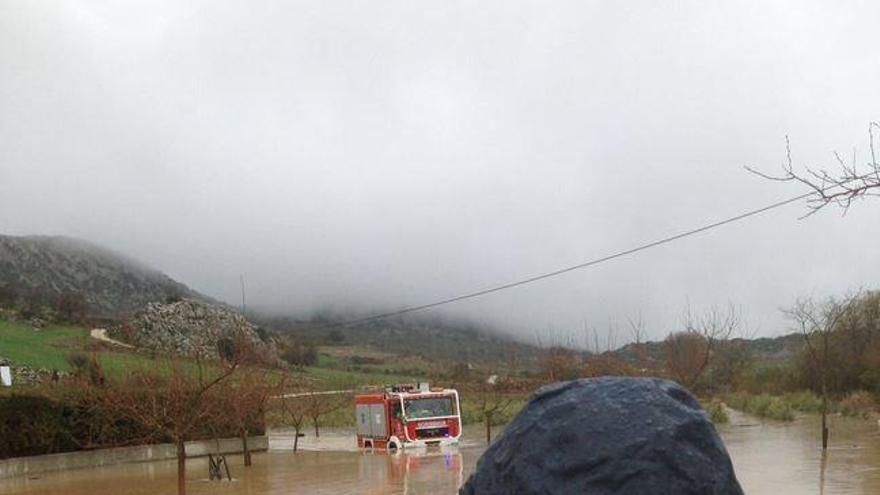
[{"xmin": 355, "ymin": 383, "xmax": 462, "ymax": 450}]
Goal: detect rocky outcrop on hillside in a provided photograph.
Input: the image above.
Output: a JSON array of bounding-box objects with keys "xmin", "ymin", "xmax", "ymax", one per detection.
[
  {"xmin": 0, "ymin": 235, "xmax": 201, "ymax": 318},
  {"xmin": 119, "ymin": 299, "xmax": 278, "ymax": 363}
]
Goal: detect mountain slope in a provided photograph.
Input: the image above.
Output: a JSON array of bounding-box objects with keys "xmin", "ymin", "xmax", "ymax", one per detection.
[
  {"xmin": 0, "ymin": 234, "xmax": 203, "ymax": 318},
  {"xmin": 261, "ymin": 313, "xmax": 545, "ymax": 367}
]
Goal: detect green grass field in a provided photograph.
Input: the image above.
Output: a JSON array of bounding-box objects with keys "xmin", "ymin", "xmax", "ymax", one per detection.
[
  {"xmin": 0, "ymin": 318, "xmax": 427, "ymax": 390},
  {"xmin": 315, "ymin": 344, "xmax": 440, "ymax": 377},
  {"xmin": 301, "ymin": 365, "xmax": 421, "ymax": 388},
  {"xmin": 0, "ymin": 319, "xmax": 211, "ymax": 379},
  {"xmin": 0, "ymin": 319, "xmax": 88, "ymax": 371}
]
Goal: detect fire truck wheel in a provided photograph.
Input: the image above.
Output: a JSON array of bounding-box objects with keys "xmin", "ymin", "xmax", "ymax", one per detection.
[{"xmin": 388, "ymin": 437, "xmax": 401, "ymax": 452}]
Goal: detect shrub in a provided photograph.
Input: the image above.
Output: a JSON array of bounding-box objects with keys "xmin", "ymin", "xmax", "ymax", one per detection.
[
  {"xmin": 254, "ymin": 326, "xmax": 272, "ymax": 343},
  {"xmin": 780, "ymin": 391, "xmax": 823, "ymax": 413},
  {"xmin": 67, "ymin": 352, "xmax": 105, "ymax": 386},
  {"xmin": 0, "ymin": 394, "xmax": 75, "ymax": 459},
  {"xmin": 327, "ymin": 330, "xmax": 346, "ymax": 344},
  {"xmin": 702, "ymin": 400, "xmax": 729, "ymax": 424},
  {"xmin": 217, "ymin": 337, "xmax": 237, "ymax": 362},
  {"xmin": 764, "ymin": 399, "xmax": 795, "ymax": 421},
  {"xmin": 55, "ymin": 293, "xmax": 89, "ymax": 324},
  {"xmin": 725, "ymin": 393, "xmax": 794, "ymax": 421},
  {"xmin": 839, "ymin": 391, "xmax": 876, "ymax": 419},
  {"xmin": 749, "ymin": 395, "xmax": 772, "ymax": 416},
  {"xmin": 281, "ymin": 342, "xmax": 318, "ymax": 367},
  {"xmin": 0, "ymin": 387, "xmax": 265, "ymax": 460},
  {"xmin": 0, "ymin": 286, "xmax": 16, "ymax": 308},
  {"xmin": 350, "ymin": 355, "xmax": 384, "ymax": 365}
]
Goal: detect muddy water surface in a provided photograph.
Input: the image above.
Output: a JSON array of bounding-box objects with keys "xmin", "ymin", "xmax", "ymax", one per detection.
[
  {"xmin": 3, "ymin": 416, "xmax": 880, "ymax": 494},
  {"xmin": 720, "ymin": 410, "xmax": 880, "ymax": 494}
]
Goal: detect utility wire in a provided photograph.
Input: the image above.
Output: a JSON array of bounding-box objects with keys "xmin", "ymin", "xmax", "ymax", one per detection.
[{"xmin": 309, "ymin": 188, "xmax": 819, "ymax": 331}]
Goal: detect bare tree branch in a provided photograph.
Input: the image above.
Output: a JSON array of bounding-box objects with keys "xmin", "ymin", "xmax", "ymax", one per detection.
[{"xmin": 746, "ymin": 122, "xmax": 880, "ymax": 215}]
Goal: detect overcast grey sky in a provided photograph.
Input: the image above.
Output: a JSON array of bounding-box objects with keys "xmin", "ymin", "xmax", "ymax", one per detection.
[{"xmin": 2, "ymin": 1, "xmax": 879, "ymax": 344}]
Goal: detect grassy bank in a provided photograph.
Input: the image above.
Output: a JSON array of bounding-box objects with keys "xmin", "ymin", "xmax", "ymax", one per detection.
[
  {"xmin": 726, "ymin": 393, "xmax": 796, "ymax": 421},
  {"xmin": 723, "ymin": 391, "xmax": 846, "ymax": 421},
  {"xmin": 726, "ymin": 390, "xmax": 879, "ymax": 422}
]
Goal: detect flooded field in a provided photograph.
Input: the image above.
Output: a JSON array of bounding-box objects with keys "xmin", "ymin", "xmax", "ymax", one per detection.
[
  {"xmin": 721, "ymin": 410, "xmax": 880, "ymax": 494},
  {"xmin": 3, "ymin": 416, "xmax": 880, "ymax": 495}
]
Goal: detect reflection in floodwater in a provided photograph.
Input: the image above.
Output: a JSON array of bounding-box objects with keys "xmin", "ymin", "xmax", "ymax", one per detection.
[
  {"xmin": 359, "ymin": 446, "xmax": 463, "ymax": 495},
  {"xmin": 820, "ymin": 450, "xmax": 828, "ymax": 495},
  {"xmin": 2, "ymin": 418, "xmax": 880, "ymax": 494}
]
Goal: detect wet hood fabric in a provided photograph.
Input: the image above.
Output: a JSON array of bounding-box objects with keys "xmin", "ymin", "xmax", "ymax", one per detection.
[{"xmin": 460, "ymin": 377, "xmax": 744, "ymax": 495}]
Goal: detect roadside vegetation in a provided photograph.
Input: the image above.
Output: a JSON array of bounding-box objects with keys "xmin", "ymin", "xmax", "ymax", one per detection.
[{"xmin": 701, "ymin": 399, "xmax": 729, "ymax": 424}]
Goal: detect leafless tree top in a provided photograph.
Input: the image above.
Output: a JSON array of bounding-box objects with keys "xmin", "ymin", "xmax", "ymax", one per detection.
[
  {"xmin": 627, "ymin": 313, "xmax": 645, "ymax": 346},
  {"xmin": 747, "ymin": 122, "xmax": 880, "ymax": 215},
  {"xmin": 681, "ymin": 303, "xmax": 741, "ymax": 342},
  {"xmin": 785, "ymin": 293, "xmax": 859, "ymax": 338}
]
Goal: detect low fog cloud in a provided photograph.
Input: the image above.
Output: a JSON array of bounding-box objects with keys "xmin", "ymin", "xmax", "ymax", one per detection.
[{"xmin": 2, "ymin": 1, "xmax": 879, "ymax": 344}]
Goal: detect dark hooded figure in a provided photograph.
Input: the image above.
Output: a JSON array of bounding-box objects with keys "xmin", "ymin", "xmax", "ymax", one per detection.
[{"xmin": 460, "ymin": 377, "xmax": 743, "ymax": 495}]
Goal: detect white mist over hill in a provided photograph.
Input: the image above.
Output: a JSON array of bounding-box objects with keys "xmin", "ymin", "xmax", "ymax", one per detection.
[{"xmin": 2, "ymin": 1, "xmax": 879, "ymax": 343}]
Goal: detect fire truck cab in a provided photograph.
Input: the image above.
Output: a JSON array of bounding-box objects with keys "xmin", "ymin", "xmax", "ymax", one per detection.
[{"xmin": 355, "ymin": 382, "xmax": 462, "ymax": 450}]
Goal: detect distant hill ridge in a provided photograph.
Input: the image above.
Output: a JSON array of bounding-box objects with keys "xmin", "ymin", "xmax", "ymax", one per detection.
[
  {"xmin": 0, "ymin": 234, "xmax": 204, "ymax": 318},
  {"xmin": 611, "ymin": 332, "xmax": 805, "ymax": 367}
]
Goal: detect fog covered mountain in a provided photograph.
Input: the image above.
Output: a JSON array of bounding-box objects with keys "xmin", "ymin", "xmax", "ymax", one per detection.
[{"xmin": 0, "ymin": 234, "xmax": 203, "ymax": 318}]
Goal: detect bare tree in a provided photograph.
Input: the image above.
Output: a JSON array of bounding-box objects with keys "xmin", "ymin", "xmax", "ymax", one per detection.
[
  {"xmin": 100, "ymin": 324, "xmax": 253, "ymax": 495},
  {"xmin": 605, "ymin": 318, "xmax": 618, "ymax": 353},
  {"xmin": 666, "ymin": 304, "xmax": 741, "ymax": 391},
  {"xmin": 466, "ymin": 376, "xmax": 518, "ymax": 444},
  {"xmin": 104, "ymin": 357, "xmax": 240, "ymax": 495},
  {"xmin": 664, "ymin": 332, "xmax": 710, "ymax": 389},
  {"xmin": 627, "ymin": 313, "xmax": 645, "ymax": 346},
  {"xmin": 220, "ymin": 367, "xmax": 276, "ymax": 467},
  {"xmin": 747, "ymin": 122, "xmax": 880, "ymax": 214},
  {"xmin": 278, "ymin": 387, "xmax": 310, "ymax": 452},
  {"xmin": 626, "ymin": 313, "xmax": 650, "ymax": 368},
  {"xmin": 305, "ymin": 391, "xmax": 349, "ymax": 438},
  {"xmin": 538, "ymin": 347, "xmax": 581, "ymax": 383},
  {"xmin": 56, "ymin": 292, "xmax": 89, "ymax": 324},
  {"xmin": 588, "ymin": 323, "xmax": 601, "ymax": 354},
  {"xmin": 786, "ymin": 294, "xmax": 855, "ymax": 450}
]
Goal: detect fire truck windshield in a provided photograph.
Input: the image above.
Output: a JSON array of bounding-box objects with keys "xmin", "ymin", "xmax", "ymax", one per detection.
[{"xmin": 403, "ymin": 396, "xmax": 454, "ymax": 419}]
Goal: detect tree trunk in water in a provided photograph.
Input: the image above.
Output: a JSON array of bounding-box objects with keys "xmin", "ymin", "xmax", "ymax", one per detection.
[
  {"xmin": 293, "ymin": 427, "xmax": 300, "ymax": 452},
  {"xmin": 821, "ymin": 397, "xmax": 829, "ymax": 450},
  {"xmin": 485, "ymin": 414, "xmax": 492, "ymax": 444},
  {"xmin": 314, "ymin": 419, "xmax": 320, "ymax": 438},
  {"xmin": 821, "ymin": 382, "xmax": 829, "ymax": 450},
  {"xmin": 176, "ymin": 440, "xmax": 187, "ymax": 495},
  {"xmin": 241, "ymin": 430, "xmax": 252, "ymax": 467}
]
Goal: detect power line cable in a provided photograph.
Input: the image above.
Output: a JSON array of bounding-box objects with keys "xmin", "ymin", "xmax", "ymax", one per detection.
[{"xmin": 308, "ymin": 187, "xmax": 824, "ymax": 331}]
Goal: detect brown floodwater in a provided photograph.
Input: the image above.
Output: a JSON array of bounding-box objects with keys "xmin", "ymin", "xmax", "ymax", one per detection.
[
  {"xmin": 2, "ymin": 415, "xmax": 880, "ymax": 495},
  {"xmin": 720, "ymin": 410, "xmax": 880, "ymax": 494}
]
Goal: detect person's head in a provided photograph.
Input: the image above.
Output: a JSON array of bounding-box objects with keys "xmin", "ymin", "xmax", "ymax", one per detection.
[{"xmin": 461, "ymin": 377, "xmax": 743, "ymax": 495}]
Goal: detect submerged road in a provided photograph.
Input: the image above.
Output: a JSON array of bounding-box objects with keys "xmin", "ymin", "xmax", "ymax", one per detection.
[{"xmin": 3, "ymin": 415, "xmax": 880, "ymax": 494}]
